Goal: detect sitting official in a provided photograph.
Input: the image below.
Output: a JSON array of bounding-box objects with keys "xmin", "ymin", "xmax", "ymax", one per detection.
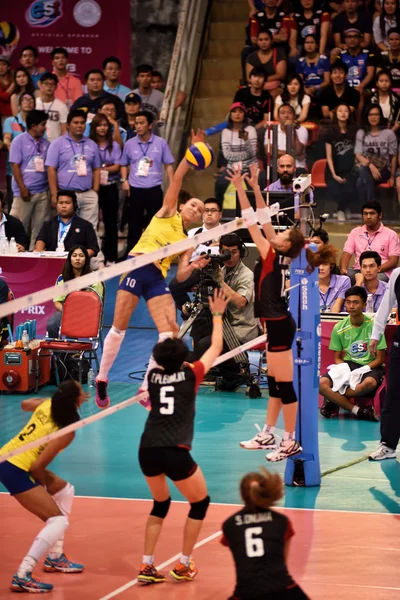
[
  {"xmin": 263, "ymin": 154, "xmax": 314, "ymax": 215},
  {"xmin": 318, "ymin": 257, "xmax": 351, "ymax": 312},
  {"xmin": 319, "ymin": 286, "xmax": 386, "ymax": 421},
  {"xmin": 34, "ymin": 190, "xmax": 99, "ymax": 256},
  {"xmin": 0, "ymin": 191, "xmax": 28, "ymax": 251},
  {"xmin": 354, "ymin": 251, "xmax": 388, "ymax": 313}
]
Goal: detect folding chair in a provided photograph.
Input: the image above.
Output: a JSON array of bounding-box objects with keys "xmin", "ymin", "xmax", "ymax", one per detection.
[{"xmin": 310, "ymin": 159, "xmax": 327, "ymax": 188}]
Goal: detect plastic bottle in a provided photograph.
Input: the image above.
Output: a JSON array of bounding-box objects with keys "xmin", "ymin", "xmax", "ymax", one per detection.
[
  {"xmin": 88, "ymin": 368, "xmax": 95, "ymax": 388},
  {"xmin": 366, "ymin": 293, "xmax": 374, "ymax": 314},
  {"xmin": 22, "ymin": 329, "xmax": 30, "ymax": 350},
  {"xmin": 9, "ymin": 237, "xmax": 17, "ymax": 255},
  {"xmin": 0, "ymin": 237, "xmax": 7, "ymax": 255}
]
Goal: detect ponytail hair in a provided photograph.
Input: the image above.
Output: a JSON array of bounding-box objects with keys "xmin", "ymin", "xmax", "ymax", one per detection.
[
  {"xmin": 51, "ymin": 380, "xmax": 81, "ymax": 429},
  {"xmin": 240, "ymin": 467, "xmax": 283, "ymax": 510},
  {"xmin": 305, "ymin": 243, "xmax": 338, "ymax": 273}
]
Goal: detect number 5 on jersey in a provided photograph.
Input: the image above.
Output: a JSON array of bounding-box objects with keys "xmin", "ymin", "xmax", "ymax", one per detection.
[
  {"xmin": 245, "ymin": 527, "xmax": 264, "ymax": 557},
  {"xmin": 160, "ymin": 385, "xmax": 175, "ymax": 415}
]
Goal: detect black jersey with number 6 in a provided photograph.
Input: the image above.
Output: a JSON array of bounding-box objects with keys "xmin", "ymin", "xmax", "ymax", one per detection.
[
  {"xmin": 221, "ymin": 507, "xmax": 295, "ymax": 598},
  {"xmin": 140, "ymin": 362, "xmax": 204, "ymax": 450},
  {"xmin": 254, "ymin": 246, "xmax": 289, "ymax": 319}
]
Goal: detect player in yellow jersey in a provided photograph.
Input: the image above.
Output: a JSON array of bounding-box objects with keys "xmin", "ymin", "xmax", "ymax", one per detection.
[
  {"xmin": 0, "ymin": 380, "xmax": 88, "ymax": 593},
  {"xmin": 95, "ymin": 130, "xmax": 210, "ymax": 409}
]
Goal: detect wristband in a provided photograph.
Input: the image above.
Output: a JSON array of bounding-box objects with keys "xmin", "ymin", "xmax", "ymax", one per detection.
[
  {"xmin": 256, "ymin": 206, "xmax": 271, "ymax": 225},
  {"xmin": 241, "ymin": 207, "xmax": 257, "ymax": 227}
]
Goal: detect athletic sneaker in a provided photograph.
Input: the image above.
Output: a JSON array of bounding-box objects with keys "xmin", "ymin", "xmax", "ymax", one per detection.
[
  {"xmin": 95, "ymin": 378, "xmax": 110, "ymax": 409},
  {"xmin": 137, "ymin": 563, "xmax": 166, "ymax": 584},
  {"xmin": 369, "ymin": 443, "xmax": 397, "ymax": 461},
  {"xmin": 43, "ymin": 554, "xmax": 84, "ymax": 573},
  {"xmin": 320, "ymin": 399, "xmax": 339, "ymax": 419},
  {"xmin": 356, "ymin": 405, "xmax": 379, "ymax": 422},
  {"xmin": 137, "ymin": 387, "xmax": 151, "ymax": 411},
  {"xmin": 169, "ymin": 559, "xmax": 198, "ymax": 581},
  {"xmin": 240, "ymin": 424, "xmax": 277, "ymax": 450},
  {"xmin": 266, "ymin": 439, "xmax": 302, "ymax": 462},
  {"xmin": 10, "ymin": 572, "xmax": 53, "ymax": 593}
]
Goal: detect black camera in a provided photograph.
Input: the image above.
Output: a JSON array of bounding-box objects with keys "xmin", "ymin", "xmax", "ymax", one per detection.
[{"xmin": 201, "ymin": 249, "xmax": 231, "ymax": 280}]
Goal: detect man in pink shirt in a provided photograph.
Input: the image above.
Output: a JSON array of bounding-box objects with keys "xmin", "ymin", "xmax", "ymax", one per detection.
[
  {"xmin": 340, "ymin": 201, "xmax": 400, "ymax": 282},
  {"xmin": 51, "ymin": 47, "xmax": 82, "ymax": 108}
]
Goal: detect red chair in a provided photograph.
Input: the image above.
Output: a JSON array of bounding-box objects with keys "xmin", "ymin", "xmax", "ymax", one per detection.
[
  {"xmin": 38, "ymin": 289, "xmax": 104, "ymax": 387},
  {"xmin": 311, "ymin": 159, "xmax": 327, "ymax": 188}
]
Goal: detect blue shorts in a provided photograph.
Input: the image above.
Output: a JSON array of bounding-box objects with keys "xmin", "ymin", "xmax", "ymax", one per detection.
[
  {"xmin": 118, "ymin": 264, "xmax": 171, "ymax": 301},
  {"xmin": 0, "ymin": 460, "xmax": 39, "ymax": 496}
]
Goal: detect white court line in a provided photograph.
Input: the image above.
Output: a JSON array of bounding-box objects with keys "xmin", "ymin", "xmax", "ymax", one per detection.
[
  {"xmin": 303, "ymin": 581, "xmax": 400, "ymax": 592},
  {"xmin": 99, "ymin": 529, "xmax": 222, "ymax": 600}
]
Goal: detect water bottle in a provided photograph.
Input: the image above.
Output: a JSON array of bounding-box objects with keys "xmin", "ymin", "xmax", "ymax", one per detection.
[
  {"xmin": 9, "ymin": 237, "xmax": 18, "ymax": 255},
  {"xmin": 22, "ymin": 329, "xmax": 30, "ymax": 350},
  {"xmin": 0, "ymin": 237, "xmax": 7, "ymax": 255},
  {"xmin": 88, "ymin": 368, "xmax": 95, "ymax": 388},
  {"xmin": 366, "ymin": 293, "xmax": 374, "ymax": 314}
]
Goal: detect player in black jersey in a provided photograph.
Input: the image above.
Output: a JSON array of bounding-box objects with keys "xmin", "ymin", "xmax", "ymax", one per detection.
[
  {"xmin": 229, "ymin": 164, "xmax": 335, "ymax": 462},
  {"xmin": 221, "ymin": 468, "xmax": 309, "ymax": 600},
  {"xmin": 137, "ymin": 289, "xmax": 228, "ymax": 585}
]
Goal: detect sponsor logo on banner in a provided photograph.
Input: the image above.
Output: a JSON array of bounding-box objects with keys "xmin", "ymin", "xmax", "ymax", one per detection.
[
  {"xmin": 26, "ymin": 1, "xmax": 63, "ymax": 27},
  {"xmin": 295, "ymin": 358, "xmax": 311, "ymax": 365},
  {"xmin": 20, "ymin": 306, "xmax": 46, "ymax": 315},
  {"xmin": 301, "ymin": 277, "xmax": 308, "ymax": 311},
  {"xmin": 294, "ymin": 268, "xmax": 305, "ymax": 275},
  {"xmin": 73, "ymin": 0, "xmax": 102, "ymax": 27}
]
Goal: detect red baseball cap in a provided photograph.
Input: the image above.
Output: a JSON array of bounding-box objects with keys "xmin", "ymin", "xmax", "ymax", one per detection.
[{"xmin": 230, "ymin": 102, "xmax": 247, "ymax": 113}]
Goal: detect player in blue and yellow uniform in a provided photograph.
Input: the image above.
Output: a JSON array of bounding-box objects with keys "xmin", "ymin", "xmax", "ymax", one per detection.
[
  {"xmin": 0, "ymin": 380, "xmax": 88, "ymax": 593},
  {"xmin": 95, "ymin": 130, "xmax": 210, "ymax": 409}
]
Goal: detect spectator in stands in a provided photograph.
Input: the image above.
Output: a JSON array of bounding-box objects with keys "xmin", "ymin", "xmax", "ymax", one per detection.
[
  {"xmin": 36, "ymin": 73, "xmax": 68, "ymax": 142},
  {"xmin": 373, "ymin": 0, "xmax": 400, "ymax": 51},
  {"xmin": 318, "ymin": 256, "xmax": 351, "ymax": 312},
  {"xmin": 320, "ymin": 61, "xmax": 361, "ymax": 118},
  {"xmin": 89, "ymin": 113, "xmax": 121, "ymax": 266},
  {"xmin": 103, "ymin": 56, "xmax": 131, "ymax": 102},
  {"xmin": 309, "ymin": 227, "xmax": 329, "ymax": 249},
  {"xmin": 324, "ymin": 103, "xmax": 357, "ymax": 221},
  {"xmin": 9, "ymin": 109, "xmax": 50, "ymax": 251},
  {"xmin": 339, "ymin": 29, "xmax": 375, "ymax": 95},
  {"xmin": 0, "ymin": 191, "xmax": 28, "ymax": 251},
  {"xmin": 35, "ymin": 190, "xmax": 99, "ymax": 256},
  {"xmin": 296, "ymin": 34, "xmax": 330, "ymax": 99},
  {"xmin": 263, "ymin": 153, "xmax": 313, "ymax": 214},
  {"xmin": 234, "ymin": 67, "xmax": 272, "ymax": 127},
  {"xmin": 118, "ymin": 110, "xmax": 175, "ymax": 251},
  {"xmin": 246, "ymin": 30, "xmax": 287, "ymax": 96},
  {"xmin": 355, "ymin": 251, "xmax": 389, "ymax": 312},
  {"xmin": 286, "ymin": 0, "xmax": 330, "ymax": 60},
  {"xmin": 0, "ymin": 57, "xmax": 14, "ymax": 119},
  {"xmin": 46, "ymin": 245, "xmax": 104, "ymax": 338},
  {"xmin": 85, "ymin": 97, "xmax": 126, "ymax": 147},
  {"xmin": 340, "ymin": 200, "xmax": 400, "ymax": 281},
  {"xmin": 10, "ymin": 68, "xmax": 36, "ymax": 117},
  {"xmin": 355, "ymin": 104, "xmax": 397, "ymax": 202},
  {"xmin": 150, "ymin": 69, "xmax": 187, "ymax": 109},
  {"xmin": 70, "ymin": 69, "xmax": 124, "ymax": 121},
  {"xmin": 45, "ymin": 109, "xmax": 101, "ymax": 232},
  {"xmin": 274, "ymin": 74, "xmax": 311, "ymax": 123},
  {"xmin": 378, "ymin": 28, "xmax": 400, "ymax": 89},
  {"xmin": 265, "ymin": 104, "xmax": 308, "ymax": 173},
  {"xmin": 319, "ymin": 286, "xmax": 385, "ymax": 421},
  {"xmin": 331, "ymin": 0, "xmax": 373, "ymax": 62},
  {"xmin": 119, "ymin": 92, "xmax": 141, "ymax": 141},
  {"xmin": 19, "ymin": 45, "xmax": 45, "ymax": 89},
  {"xmin": 133, "ymin": 64, "xmax": 164, "ymax": 122},
  {"xmin": 215, "ymin": 103, "xmax": 258, "ymax": 206},
  {"xmin": 370, "ymin": 70, "xmax": 400, "ymax": 131},
  {"xmin": 51, "ymin": 48, "xmax": 82, "ymax": 108}
]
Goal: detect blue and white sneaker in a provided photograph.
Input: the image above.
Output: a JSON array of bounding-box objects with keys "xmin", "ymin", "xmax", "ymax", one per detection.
[
  {"xmin": 43, "ymin": 554, "xmax": 84, "ymax": 573},
  {"xmin": 10, "ymin": 572, "xmax": 53, "ymax": 593}
]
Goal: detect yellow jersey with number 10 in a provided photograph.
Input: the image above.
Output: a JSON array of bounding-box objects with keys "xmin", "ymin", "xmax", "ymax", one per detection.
[
  {"xmin": 0, "ymin": 399, "xmax": 59, "ymax": 472},
  {"xmin": 130, "ymin": 213, "xmax": 187, "ymax": 278}
]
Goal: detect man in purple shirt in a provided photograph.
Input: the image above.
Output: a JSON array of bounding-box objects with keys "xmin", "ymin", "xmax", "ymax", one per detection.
[
  {"xmin": 45, "ymin": 109, "xmax": 101, "ymax": 233},
  {"xmin": 264, "ymin": 154, "xmax": 314, "ymax": 216},
  {"xmin": 119, "ymin": 110, "xmax": 175, "ymax": 251},
  {"xmin": 9, "ymin": 109, "xmax": 50, "ymax": 250},
  {"xmin": 355, "ymin": 251, "xmax": 388, "ymax": 313}
]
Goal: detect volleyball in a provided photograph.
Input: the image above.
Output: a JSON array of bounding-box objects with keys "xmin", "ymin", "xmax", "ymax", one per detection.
[
  {"xmin": 185, "ymin": 142, "xmax": 214, "ymax": 170},
  {"xmin": 0, "ymin": 22, "xmax": 19, "ymax": 53}
]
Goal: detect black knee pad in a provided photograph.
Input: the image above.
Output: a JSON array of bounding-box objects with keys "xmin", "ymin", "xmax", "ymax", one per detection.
[
  {"xmin": 150, "ymin": 497, "xmax": 171, "ymax": 519},
  {"xmin": 277, "ymin": 381, "xmax": 298, "ymax": 405},
  {"xmin": 188, "ymin": 495, "xmax": 210, "ymax": 521},
  {"xmin": 267, "ymin": 375, "xmax": 280, "ymax": 398}
]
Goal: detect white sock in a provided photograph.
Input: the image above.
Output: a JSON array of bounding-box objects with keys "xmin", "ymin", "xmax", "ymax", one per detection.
[
  {"xmin": 352, "ymin": 406, "xmax": 359, "ymax": 415},
  {"xmin": 142, "ymin": 554, "xmax": 153, "ymax": 565},
  {"xmin": 48, "ymin": 483, "xmax": 74, "ymax": 559},
  {"xmin": 48, "ymin": 538, "xmax": 64, "ymax": 560},
  {"xmin": 264, "ymin": 425, "xmax": 275, "ymax": 434},
  {"xmin": 18, "ymin": 516, "xmax": 69, "ymax": 577},
  {"xmin": 180, "ymin": 554, "xmax": 190, "ymax": 567},
  {"xmin": 98, "ymin": 326, "xmax": 126, "ymax": 381},
  {"xmin": 141, "ymin": 332, "xmax": 173, "ymax": 391},
  {"xmin": 284, "ymin": 431, "xmax": 295, "ymax": 441}
]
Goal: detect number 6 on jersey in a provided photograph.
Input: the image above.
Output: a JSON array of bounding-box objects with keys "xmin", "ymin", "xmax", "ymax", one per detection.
[
  {"xmin": 160, "ymin": 385, "xmax": 175, "ymax": 415},
  {"xmin": 245, "ymin": 527, "xmax": 264, "ymax": 557}
]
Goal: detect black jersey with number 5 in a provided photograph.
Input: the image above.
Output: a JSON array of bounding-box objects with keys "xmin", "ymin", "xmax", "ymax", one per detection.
[
  {"xmin": 254, "ymin": 246, "xmax": 289, "ymax": 319},
  {"xmin": 221, "ymin": 507, "xmax": 295, "ymax": 598},
  {"xmin": 140, "ymin": 362, "xmax": 204, "ymax": 450}
]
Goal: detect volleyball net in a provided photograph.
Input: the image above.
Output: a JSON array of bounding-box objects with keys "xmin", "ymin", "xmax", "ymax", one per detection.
[{"xmin": 0, "ymin": 215, "xmax": 267, "ymax": 464}]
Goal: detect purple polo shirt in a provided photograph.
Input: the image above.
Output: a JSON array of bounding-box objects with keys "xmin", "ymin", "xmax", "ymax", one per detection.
[
  {"xmin": 266, "ymin": 179, "xmax": 314, "ymax": 212},
  {"xmin": 45, "ymin": 133, "xmax": 101, "ymax": 191},
  {"xmin": 98, "ymin": 141, "xmax": 122, "ymax": 182},
  {"xmin": 319, "ymin": 274, "xmax": 351, "ymax": 311},
  {"xmin": 9, "ymin": 132, "xmax": 50, "ymax": 196},
  {"xmin": 361, "ymin": 280, "xmax": 388, "ymax": 312},
  {"xmin": 118, "ymin": 133, "xmax": 174, "ymax": 189}
]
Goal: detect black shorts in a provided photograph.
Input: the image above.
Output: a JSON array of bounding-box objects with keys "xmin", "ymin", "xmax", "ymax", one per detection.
[
  {"xmin": 264, "ymin": 315, "xmax": 296, "ymax": 353},
  {"xmin": 322, "ymin": 360, "xmax": 385, "ymax": 388},
  {"xmin": 228, "ymin": 584, "xmax": 309, "ymax": 600},
  {"xmin": 139, "ymin": 446, "xmax": 198, "ymax": 482}
]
